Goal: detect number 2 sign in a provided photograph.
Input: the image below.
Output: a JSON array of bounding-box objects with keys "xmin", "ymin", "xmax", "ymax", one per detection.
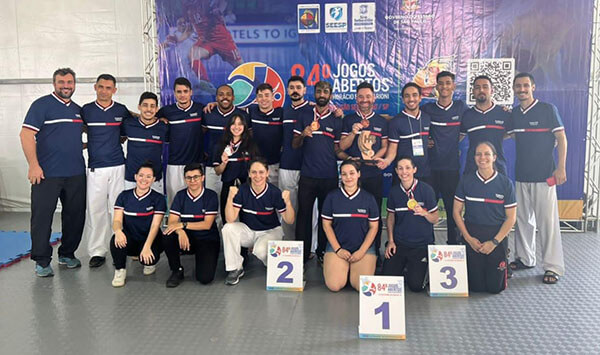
[
  {"xmin": 428, "ymin": 245, "xmax": 469, "ymax": 297},
  {"xmin": 266, "ymin": 240, "xmax": 304, "ymax": 291},
  {"xmin": 359, "ymin": 275, "xmax": 405, "ymax": 340}
]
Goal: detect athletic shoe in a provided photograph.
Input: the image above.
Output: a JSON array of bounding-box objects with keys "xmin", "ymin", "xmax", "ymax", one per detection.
[
  {"xmin": 89, "ymin": 256, "xmax": 106, "ymax": 268},
  {"xmin": 225, "ymin": 268, "xmax": 245, "ymax": 285},
  {"xmin": 58, "ymin": 256, "xmax": 82, "ymax": 269},
  {"xmin": 143, "ymin": 265, "xmax": 156, "ymax": 275},
  {"xmin": 112, "ymin": 269, "xmax": 126, "ymax": 287},
  {"xmin": 35, "ymin": 264, "xmax": 54, "ymax": 277},
  {"xmin": 166, "ymin": 268, "xmax": 184, "ymax": 288}
]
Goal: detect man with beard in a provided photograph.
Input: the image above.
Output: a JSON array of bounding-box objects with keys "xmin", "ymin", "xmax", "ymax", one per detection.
[
  {"xmin": 460, "ymin": 75, "xmax": 512, "ymax": 175},
  {"xmin": 508, "ymin": 72, "xmax": 567, "ymax": 284},
  {"xmin": 293, "ymin": 81, "xmax": 343, "ymax": 263},
  {"xmin": 20, "ymin": 68, "xmax": 86, "ymax": 276},
  {"xmin": 421, "ymin": 71, "xmax": 468, "ymax": 245},
  {"xmin": 202, "ymin": 84, "xmax": 248, "ymax": 203},
  {"xmin": 82, "ymin": 74, "xmax": 132, "ymax": 268},
  {"xmin": 339, "ymin": 81, "xmax": 389, "ymax": 258},
  {"xmin": 157, "ymin": 77, "xmax": 205, "ymax": 206}
]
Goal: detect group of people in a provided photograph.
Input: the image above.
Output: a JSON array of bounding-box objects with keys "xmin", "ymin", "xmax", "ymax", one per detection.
[{"xmin": 19, "ymin": 67, "xmax": 567, "ymax": 294}]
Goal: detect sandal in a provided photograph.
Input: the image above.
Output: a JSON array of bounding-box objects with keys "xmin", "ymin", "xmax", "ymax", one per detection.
[
  {"xmin": 509, "ymin": 259, "xmax": 534, "ymax": 271},
  {"xmin": 543, "ymin": 270, "xmax": 559, "ymax": 284}
]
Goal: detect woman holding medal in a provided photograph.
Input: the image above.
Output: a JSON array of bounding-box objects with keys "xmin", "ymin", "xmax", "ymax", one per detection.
[
  {"xmin": 321, "ymin": 160, "xmax": 380, "ymax": 292},
  {"xmin": 382, "ymin": 156, "xmax": 439, "ymax": 292},
  {"xmin": 214, "ymin": 113, "xmax": 259, "ymax": 224},
  {"xmin": 453, "ymin": 141, "xmax": 516, "ymax": 294}
]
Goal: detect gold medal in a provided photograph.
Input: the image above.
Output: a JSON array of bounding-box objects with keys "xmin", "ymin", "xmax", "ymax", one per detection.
[
  {"xmin": 310, "ymin": 120, "xmax": 320, "ymax": 130},
  {"xmin": 407, "ymin": 198, "xmax": 418, "ymax": 210},
  {"xmin": 361, "ymin": 119, "xmax": 370, "ymax": 128}
]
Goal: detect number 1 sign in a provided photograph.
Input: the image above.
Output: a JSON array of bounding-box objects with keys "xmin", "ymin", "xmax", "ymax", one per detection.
[
  {"xmin": 266, "ymin": 240, "xmax": 304, "ymax": 291},
  {"xmin": 358, "ymin": 275, "xmax": 405, "ymax": 340},
  {"xmin": 428, "ymin": 245, "xmax": 469, "ymax": 297}
]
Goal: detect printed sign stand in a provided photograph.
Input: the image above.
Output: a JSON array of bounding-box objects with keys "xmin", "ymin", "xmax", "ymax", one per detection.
[
  {"xmin": 428, "ymin": 245, "xmax": 469, "ymax": 297},
  {"xmin": 266, "ymin": 240, "xmax": 304, "ymax": 291},
  {"xmin": 358, "ymin": 275, "xmax": 405, "ymax": 340}
]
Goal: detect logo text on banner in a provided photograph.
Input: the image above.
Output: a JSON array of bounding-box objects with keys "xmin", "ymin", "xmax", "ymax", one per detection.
[
  {"xmin": 266, "ymin": 240, "xmax": 304, "ymax": 291},
  {"xmin": 428, "ymin": 245, "xmax": 469, "ymax": 297},
  {"xmin": 359, "ymin": 275, "xmax": 405, "ymax": 340}
]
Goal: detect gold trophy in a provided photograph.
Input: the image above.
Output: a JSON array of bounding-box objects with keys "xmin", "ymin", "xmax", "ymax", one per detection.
[{"xmin": 358, "ymin": 130, "xmax": 377, "ymax": 164}]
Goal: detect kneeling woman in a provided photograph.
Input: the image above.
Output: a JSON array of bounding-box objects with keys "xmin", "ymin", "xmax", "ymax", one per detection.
[
  {"xmin": 110, "ymin": 161, "xmax": 166, "ymax": 287},
  {"xmin": 382, "ymin": 156, "xmax": 439, "ymax": 292},
  {"xmin": 453, "ymin": 141, "xmax": 516, "ymax": 294},
  {"xmin": 321, "ymin": 160, "xmax": 379, "ymax": 292},
  {"xmin": 222, "ymin": 158, "xmax": 295, "ymax": 285}
]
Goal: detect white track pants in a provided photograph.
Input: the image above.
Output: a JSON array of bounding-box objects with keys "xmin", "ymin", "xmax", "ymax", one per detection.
[
  {"xmin": 222, "ymin": 222, "xmax": 283, "ymax": 271},
  {"xmin": 166, "ymin": 164, "xmax": 186, "ymax": 207}
]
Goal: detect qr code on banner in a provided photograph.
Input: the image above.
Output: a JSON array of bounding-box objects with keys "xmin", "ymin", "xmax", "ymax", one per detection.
[{"xmin": 466, "ymin": 58, "xmax": 515, "ymax": 106}]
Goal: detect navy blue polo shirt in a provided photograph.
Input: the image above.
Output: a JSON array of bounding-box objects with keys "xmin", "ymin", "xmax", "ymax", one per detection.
[
  {"xmin": 212, "ymin": 140, "xmax": 253, "ymax": 183},
  {"xmin": 169, "ymin": 187, "xmax": 219, "ymax": 240},
  {"xmin": 232, "ymin": 182, "xmax": 286, "ymax": 231},
  {"xmin": 293, "ymin": 108, "xmax": 342, "ymax": 179},
  {"xmin": 421, "ymin": 100, "xmax": 467, "ymax": 171},
  {"xmin": 386, "ymin": 179, "xmax": 438, "ymax": 248},
  {"xmin": 82, "ymin": 101, "xmax": 130, "ymax": 169},
  {"xmin": 321, "ymin": 187, "xmax": 380, "ymax": 252},
  {"xmin": 388, "ymin": 110, "xmax": 431, "ymax": 178},
  {"xmin": 281, "ymin": 101, "xmax": 311, "ymax": 170},
  {"xmin": 122, "ymin": 118, "xmax": 169, "ymax": 182},
  {"xmin": 460, "ymin": 104, "xmax": 511, "ymax": 175},
  {"xmin": 508, "ymin": 100, "xmax": 564, "ymax": 182},
  {"xmin": 22, "ymin": 93, "xmax": 84, "ymax": 177},
  {"xmin": 114, "ymin": 188, "xmax": 166, "ymax": 242},
  {"xmin": 454, "ymin": 170, "xmax": 516, "ymax": 226},
  {"xmin": 248, "ymin": 105, "xmax": 283, "ymax": 165},
  {"xmin": 342, "ymin": 111, "xmax": 389, "ymax": 177},
  {"xmin": 202, "ymin": 107, "xmax": 248, "ymax": 166},
  {"xmin": 157, "ymin": 101, "xmax": 204, "ymax": 165}
]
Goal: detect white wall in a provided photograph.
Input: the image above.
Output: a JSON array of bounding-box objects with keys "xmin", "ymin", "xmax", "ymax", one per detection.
[{"xmin": 0, "ymin": 0, "xmax": 146, "ymax": 211}]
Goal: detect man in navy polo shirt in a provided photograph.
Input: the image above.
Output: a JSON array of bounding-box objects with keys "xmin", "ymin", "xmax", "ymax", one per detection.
[
  {"xmin": 20, "ymin": 68, "xmax": 86, "ymax": 277},
  {"xmin": 381, "ymin": 83, "xmax": 432, "ymax": 186},
  {"xmin": 82, "ymin": 74, "xmax": 132, "ymax": 268},
  {"xmin": 508, "ymin": 72, "xmax": 567, "ymax": 284},
  {"xmin": 163, "ymin": 163, "xmax": 219, "ymax": 287},
  {"xmin": 292, "ymin": 80, "xmax": 343, "ymax": 263},
  {"xmin": 248, "ymin": 83, "xmax": 283, "ymax": 187},
  {"xmin": 421, "ymin": 71, "xmax": 468, "ymax": 245},
  {"xmin": 202, "ymin": 84, "xmax": 246, "ymax": 203},
  {"xmin": 280, "ymin": 76, "xmax": 318, "ymax": 241},
  {"xmin": 460, "ymin": 75, "xmax": 512, "ymax": 175},
  {"xmin": 122, "ymin": 92, "xmax": 168, "ymax": 193},
  {"xmin": 339, "ymin": 81, "xmax": 388, "ymax": 256},
  {"xmin": 157, "ymin": 77, "xmax": 205, "ymax": 206}
]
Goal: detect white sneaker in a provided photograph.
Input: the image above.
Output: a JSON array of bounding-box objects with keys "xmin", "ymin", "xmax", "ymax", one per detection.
[
  {"xmin": 112, "ymin": 269, "xmax": 126, "ymax": 287},
  {"xmin": 143, "ymin": 265, "xmax": 156, "ymax": 275}
]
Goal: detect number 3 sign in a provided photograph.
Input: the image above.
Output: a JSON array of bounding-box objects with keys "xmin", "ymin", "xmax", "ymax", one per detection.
[
  {"xmin": 359, "ymin": 275, "xmax": 405, "ymax": 339},
  {"xmin": 266, "ymin": 240, "xmax": 304, "ymax": 291},
  {"xmin": 428, "ymin": 245, "xmax": 469, "ymax": 297}
]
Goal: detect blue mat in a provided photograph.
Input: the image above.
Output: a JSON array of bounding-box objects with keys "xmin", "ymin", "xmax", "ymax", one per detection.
[{"xmin": 0, "ymin": 231, "xmax": 61, "ymax": 269}]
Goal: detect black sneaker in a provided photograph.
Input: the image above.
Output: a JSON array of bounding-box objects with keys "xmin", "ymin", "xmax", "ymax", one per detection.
[
  {"xmin": 89, "ymin": 256, "xmax": 106, "ymax": 268},
  {"xmin": 225, "ymin": 268, "xmax": 245, "ymax": 285},
  {"xmin": 166, "ymin": 268, "xmax": 184, "ymax": 288}
]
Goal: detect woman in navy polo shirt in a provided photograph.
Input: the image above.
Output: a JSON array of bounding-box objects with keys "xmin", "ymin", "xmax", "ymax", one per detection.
[
  {"xmin": 321, "ymin": 160, "xmax": 379, "ymax": 292},
  {"xmin": 382, "ymin": 156, "xmax": 439, "ymax": 292},
  {"xmin": 214, "ymin": 113, "xmax": 259, "ymax": 224},
  {"xmin": 110, "ymin": 161, "xmax": 166, "ymax": 287},
  {"xmin": 454, "ymin": 141, "xmax": 516, "ymax": 294}
]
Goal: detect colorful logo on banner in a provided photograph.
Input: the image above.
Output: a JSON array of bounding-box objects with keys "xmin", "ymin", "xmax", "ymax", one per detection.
[
  {"xmin": 298, "ymin": 4, "xmax": 320, "ymax": 34},
  {"xmin": 401, "ymin": 0, "xmax": 420, "ymax": 12},
  {"xmin": 325, "ymin": 4, "xmax": 347, "ymax": 33},
  {"xmin": 226, "ymin": 62, "xmax": 286, "ymax": 108},
  {"xmin": 412, "ymin": 56, "xmax": 455, "ymax": 98},
  {"xmin": 269, "ymin": 245, "xmax": 281, "ymax": 258},
  {"xmin": 362, "ymin": 280, "xmax": 377, "ymax": 296},
  {"xmin": 430, "ymin": 248, "xmax": 443, "ymax": 262}
]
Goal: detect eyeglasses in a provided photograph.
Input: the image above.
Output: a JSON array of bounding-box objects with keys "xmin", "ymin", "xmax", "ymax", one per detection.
[{"xmin": 184, "ymin": 175, "xmax": 202, "ymax": 181}]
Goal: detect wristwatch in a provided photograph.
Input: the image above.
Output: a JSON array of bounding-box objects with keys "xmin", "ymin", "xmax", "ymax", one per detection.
[
  {"xmin": 491, "ymin": 238, "xmax": 500, "ymax": 246},
  {"xmin": 182, "ymin": 222, "xmax": 188, "ymax": 229}
]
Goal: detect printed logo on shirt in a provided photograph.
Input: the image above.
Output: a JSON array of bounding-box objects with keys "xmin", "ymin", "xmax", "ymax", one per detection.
[
  {"xmin": 115, "ymin": 116, "xmax": 123, "ymax": 122},
  {"xmin": 265, "ymin": 207, "xmax": 274, "ymax": 210},
  {"xmin": 494, "ymin": 120, "xmax": 504, "ymax": 124},
  {"xmin": 452, "ymin": 115, "xmax": 460, "ymax": 120},
  {"xmin": 272, "ymin": 116, "xmax": 281, "ymax": 121},
  {"xmin": 190, "ymin": 112, "xmax": 198, "ymax": 117},
  {"xmin": 325, "ymin": 127, "xmax": 334, "ymax": 132},
  {"xmin": 357, "ymin": 208, "xmax": 367, "ymax": 213},
  {"xmin": 373, "ymin": 127, "xmax": 382, "ymax": 132},
  {"xmin": 76, "ymin": 114, "xmax": 81, "ymax": 118},
  {"xmin": 529, "ymin": 121, "xmax": 539, "ymax": 126},
  {"xmin": 146, "ymin": 206, "xmax": 153, "ymax": 211},
  {"xmin": 152, "ymin": 135, "xmax": 160, "ymax": 140},
  {"xmin": 495, "ymin": 193, "xmax": 504, "ymax": 199}
]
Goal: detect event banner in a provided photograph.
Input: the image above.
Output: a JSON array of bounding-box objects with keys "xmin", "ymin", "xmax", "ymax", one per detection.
[{"xmin": 156, "ymin": 0, "xmax": 592, "ymax": 201}]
